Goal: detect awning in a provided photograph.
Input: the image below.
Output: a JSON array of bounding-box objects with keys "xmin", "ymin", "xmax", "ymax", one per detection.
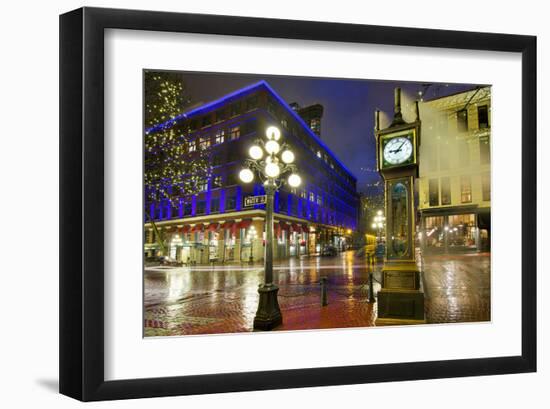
[
  {"xmin": 221, "ymin": 220, "xmax": 234, "ymax": 229},
  {"xmin": 237, "ymin": 219, "xmax": 252, "ymax": 229},
  {"xmin": 275, "ymin": 222, "xmax": 282, "ymax": 238},
  {"xmin": 279, "ymin": 221, "xmax": 290, "ymax": 230},
  {"xmin": 302, "ymin": 223, "xmax": 309, "ymax": 233},
  {"xmin": 191, "ymin": 224, "xmax": 204, "ymax": 232},
  {"xmin": 207, "ymin": 223, "xmax": 220, "ymax": 232},
  {"xmin": 291, "ymin": 223, "xmax": 302, "ymax": 233},
  {"xmin": 181, "ymin": 225, "xmax": 191, "ymax": 234}
]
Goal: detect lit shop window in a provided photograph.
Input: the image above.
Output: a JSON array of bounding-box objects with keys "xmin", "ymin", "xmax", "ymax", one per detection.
[{"xmin": 188, "ymin": 140, "xmax": 196, "ymax": 152}]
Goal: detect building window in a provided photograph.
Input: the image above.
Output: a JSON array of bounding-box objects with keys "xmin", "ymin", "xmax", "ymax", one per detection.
[
  {"xmin": 246, "ymin": 96, "xmax": 258, "ymax": 111},
  {"xmin": 429, "ymin": 178, "xmax": 439, "ymax": 206},
  {"xmin": 291, "ymin": 197, "xmax": 298, "ymax": 215},
  {"xmin": 479, "ymin": 135, "xmax": 490, "ymax": 165},
  {"xmin": 226, "ymin": 195, "xmax": 236, "ymax": 210},
  {"xmin": 478, "ymin": 105, "xmax": 489, "ymax": 129},
  {"xmin": 230, "ymin": 103, "xmax": 241, "ymax": 117},
  {"xmin": 300, "ymin": 190, "xmax": 307, "ymax": 199},
  {"xmin": 309, "ymin": 192, "xmax": 315, "ymax": 202},
  {"xmin": 458, "ymin": 138, "xmax": 470, "ymax": 167},
  {"xmin": 267, "ymin": 100, "xmax": 276, "ymax": 116},
  {"xmin": 188, "ymin": 140, "xmax": 196, "ymax": 152},
  {"xmin": 279, "ymin": 196, "xmax": 287, "ymax": 212},
  {"xmin": 441, "ymin": 177, "xmax": 451, "ymax": 205},
  {"xmin": 482, "ymin": 172, "xmax": 491, "ymax": 201},
  {"xmin": 198, "ymin": 179, "xmax": 208, "ymax": 192},
  {"xmin": 226, "ymin": 173, "xmax": 237, "ymax": 186},
  {"xmin": 457, "ymin": 109, "xmax": 468, "ymax": 132},
  {"xmin": 280, "ymin": 118, "xmax": 288, "ymax": 129},
  {"xmin": 212, "ymin": 175, "xmax": 222, "ymax": 188},
  {"xmin": 214, "ymin": 129, "xmax": 225, "ymax": 144},
  {"xmin": 210, "ymin": 198, "xmax": 220, "ymax": 213},
  {"xmin": 310, "ymin": 118, "xmax": 321, "ymax": 135},
  {"xmin": 215, "ymin": 109, "xmax": 226, "ymax": 123},
  {"xmin": 212, "ymin": 153, "xmax": 222, "ymax": 167},
  {"xmin": 183, "ymin": 202, "xmax": 192, "ymax": 216},
  {"xmin": 196, "ymin": 200, "xmax": 206, "ymax": 214},
  {"xmin": 316, "ymin": 150, "xmax": 322, "ymax": 159},
  {"xmin": 202, "ymin": 115, "xmax": 212, "ymax": 128},
  {"xmin": 425, "ymin": 144, "xmax": 437, "ymax": 172},
  {"xmin": 439, "ymin": 140, "xmax": 450, "ymax": 170},
  {"xmin": 317, "ymin": 195, "xmax": 322, "ymax": 205},
  {"xmin": 460, "ymin": 176, "xmax": 472, "ymax": 203},
  {"xmin": 199, "ymin": 136, "xmax": 210, "ymax": 150},
  {"xmin": 436, "ymin": 113, "xmax": 448, "ymax": 135},
  {"xmin": 229, "ymin": 126, "xmax": 240, "ymax": 140}
]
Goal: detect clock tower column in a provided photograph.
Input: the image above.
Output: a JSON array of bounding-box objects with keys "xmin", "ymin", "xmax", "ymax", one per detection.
[{"xmin": 374, "ymin": 88, "xmax": 426, "ymax": 326}]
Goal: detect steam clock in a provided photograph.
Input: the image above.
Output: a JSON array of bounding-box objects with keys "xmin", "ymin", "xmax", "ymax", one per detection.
[{"xmin": 374, "ymin": 88, "xmax": 425, "ymax": 325}]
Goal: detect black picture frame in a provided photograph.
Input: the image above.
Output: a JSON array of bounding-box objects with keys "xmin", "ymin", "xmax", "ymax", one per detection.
[{"xmin": 59, "ymin": 7, "xmax": 537, "ymax": 401}]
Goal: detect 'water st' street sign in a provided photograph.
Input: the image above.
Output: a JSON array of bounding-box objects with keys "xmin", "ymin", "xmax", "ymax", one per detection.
[{"xmin": 244, "ymin": 195, "xmax": 267, "ymax": 207}]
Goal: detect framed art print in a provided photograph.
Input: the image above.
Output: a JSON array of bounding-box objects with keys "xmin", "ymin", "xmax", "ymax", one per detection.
[{"xmin": 59, "ymin": 7, "xmax": 537, "ymax": 401}]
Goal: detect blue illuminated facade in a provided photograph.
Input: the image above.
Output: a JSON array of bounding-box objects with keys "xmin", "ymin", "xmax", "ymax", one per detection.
[{"xmin": 144, "ymin": 81, "xmax": 359, "ymax": 264}]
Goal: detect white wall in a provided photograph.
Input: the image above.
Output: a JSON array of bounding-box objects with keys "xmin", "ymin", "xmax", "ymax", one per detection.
[{"xmin": 0, "ymin": 0, "xmax": 546, "ymax": 408}]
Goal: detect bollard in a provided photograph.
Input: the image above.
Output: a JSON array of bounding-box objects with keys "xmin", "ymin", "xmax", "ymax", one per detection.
[
  {"xmin": 320, "ymin": 277, "xmax": 328, "ymax": 306},
  {"xmin": 368, "ymin": 253, "xmax": 376, "ymax": 303}
]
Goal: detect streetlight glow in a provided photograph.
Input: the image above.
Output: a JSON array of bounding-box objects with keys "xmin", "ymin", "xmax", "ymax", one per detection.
[
  {"xmin": 239, "ymin": 168, "xmax": 254, "ymax": 183},
  {"xmin": 288, "ymin": 173, "xmax": 301, "ymax": 187},
  {"xmin": 265, "ymin": 140, "xmax": 280, "ymax": 155},
  {"xmin": 266, "ymin": 126, "xmax": 281, "ymax": 141},
  {"xmin": 265, "ymin": 162, "xmax": 281, "ymax": 178},
  {"xmin": 281, "ymin": 150, "xmax": 295, "ymax": 164},
  {"xmin": 249, "ymin": 145, "xmax": 263, "ymax": 160}
]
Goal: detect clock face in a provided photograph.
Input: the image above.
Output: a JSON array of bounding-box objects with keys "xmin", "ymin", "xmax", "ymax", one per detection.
[{"xmin": 383, "ymin": 136, "xmax": 413, "ymax": 165}]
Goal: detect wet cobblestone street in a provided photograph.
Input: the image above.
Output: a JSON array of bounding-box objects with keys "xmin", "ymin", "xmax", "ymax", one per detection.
[
  {"xmin": 422, "ymin": 252, "xmax": 491, "ymax": 323},
  {"xmin": 144, "ymin": 250, "xmax": 490, "ymax": 336}
]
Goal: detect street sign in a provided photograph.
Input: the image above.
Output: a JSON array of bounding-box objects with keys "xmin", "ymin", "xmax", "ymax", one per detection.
[{"xmin": 244, "ymin": 195, "xmax": 267, "ymax": 207}]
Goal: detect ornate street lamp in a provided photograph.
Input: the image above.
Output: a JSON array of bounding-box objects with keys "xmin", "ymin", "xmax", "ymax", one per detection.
[
  {"xmin": 371, "ymin": 210, "xmax": 385, "ymax": 244},
  {"xmin": 239, "ymin": 125, "xmax": 301, "ymax": 330}
]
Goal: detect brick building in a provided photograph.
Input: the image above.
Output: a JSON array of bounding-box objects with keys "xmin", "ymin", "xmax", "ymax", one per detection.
[{"xmin": 144, "ymin": 80, "xmax": 359, "ymax": 264}]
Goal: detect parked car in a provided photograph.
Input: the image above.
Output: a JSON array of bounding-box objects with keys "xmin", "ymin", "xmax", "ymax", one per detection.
[{"xmin": 321, "ymin": 245, "xmax": 337, "ymax": 256}]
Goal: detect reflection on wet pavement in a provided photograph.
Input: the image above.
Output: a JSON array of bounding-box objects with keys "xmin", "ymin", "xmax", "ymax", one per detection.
[
  {"xmin": 144, "ymin": 250, "xmax": 490, "ymax": 336},
  {"xmin": 144, "ymin": 251, "xmax": 379, "ymax": 336}
]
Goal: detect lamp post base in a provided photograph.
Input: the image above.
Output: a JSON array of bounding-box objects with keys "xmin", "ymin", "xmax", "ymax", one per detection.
[{"xmin": 253, "ymin": 284, "xmax": 282, "ymax": 330}]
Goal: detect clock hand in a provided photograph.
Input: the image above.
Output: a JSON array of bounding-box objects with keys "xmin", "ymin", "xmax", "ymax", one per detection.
[{"xmin": 388, "ymin": 141, "xmax": 407, "ymax": 154}]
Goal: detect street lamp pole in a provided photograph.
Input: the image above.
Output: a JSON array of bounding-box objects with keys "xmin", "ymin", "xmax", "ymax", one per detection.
[{"xmin": 239, "ymin": 125, "xmax": 301, "ymax": 331}]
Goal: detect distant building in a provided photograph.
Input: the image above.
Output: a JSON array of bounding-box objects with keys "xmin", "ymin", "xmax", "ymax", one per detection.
[
  {"xmin": 289, "ymin": 102, "xmax": 324, "ymax": 137},
  {"xmin": 144, "ymin": 81, "xmax": 359, "ymax": 264},
  {"xmin": 418, "ymin": 87, "xmax": 491, "ymax": 252}
]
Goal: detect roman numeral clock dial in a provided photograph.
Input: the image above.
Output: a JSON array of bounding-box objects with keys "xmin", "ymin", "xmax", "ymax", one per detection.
[{"xmin": 383, "ymin": 136, "xmax": 413, "ymax": 165}]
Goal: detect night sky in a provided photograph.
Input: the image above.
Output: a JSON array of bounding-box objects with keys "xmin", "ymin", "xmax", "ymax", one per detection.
[{"xmin": 166, "ymin": 71, "xmax": 477, "ymax": 194}]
